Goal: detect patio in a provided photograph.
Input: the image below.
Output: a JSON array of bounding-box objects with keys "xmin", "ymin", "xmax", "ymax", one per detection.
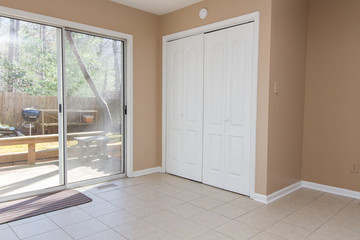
[
  {"xmin": 0, "ymin": 136, "xmax": 123, "ymax": 199},
  {"xmin": 0, "ymin": 154, "xmax": 122, "ymax": 198}
]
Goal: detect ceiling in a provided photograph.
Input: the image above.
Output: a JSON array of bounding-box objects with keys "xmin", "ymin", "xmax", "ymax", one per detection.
[{"xmin": 110, "ymin": 0, "xmax": 203, "ymax": 15}]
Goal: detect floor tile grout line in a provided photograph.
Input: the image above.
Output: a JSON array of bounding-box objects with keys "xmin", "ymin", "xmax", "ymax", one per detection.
[
  {"xmin": 78, "ymin": 228, "xmax": 127, "ymax": 240},
  {"xmin": 60, "ymin": 218, "xmax": 110, "ymax": 240},
  {"xmin": 44, "ymin": 212, "xmax": 76, "ymax": 240},
  {"xmin": 10, "ymin": 213, "xmax": 74, "ymax": 240},
  {"xmin": 6, "ymin": 215, "xmax": 47, "ymax": 229},
  {"xmin": 239, "ymin": 191, "xmax": 327, "ymax": 239},
  {"xmin": 9, "ymin": 226, "xmax": 21, "ymax": 240},
  {"xmin": 277, "ymin": 191, "xmax": 330, "ymax": 232},
  {"xmin": 303, "ymin": 196, "xmax": 356, "ymax": 240},
  {"xmin": 249, "ymin": 230, "xmax": 288, "ymax": 240}
]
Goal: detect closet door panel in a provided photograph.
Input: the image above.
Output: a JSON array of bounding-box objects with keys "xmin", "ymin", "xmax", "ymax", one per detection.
[
  {"xmin": 166, "ymin": 40, "xmax": 184, "ymax": 176},
  {"xmin": 166, "ymin": 34, "xmax": 204, "ymax": 181},
  {"xmin": 224, "ymin": 23, "xmax": 254, "ymax": 195},
  {"xmin": 182, "ymin": 34, "xmax": 204, "ymax": 181},
  {"xmin": 203, "ymin": 30, "xmax": 227, "ymax": 188}
]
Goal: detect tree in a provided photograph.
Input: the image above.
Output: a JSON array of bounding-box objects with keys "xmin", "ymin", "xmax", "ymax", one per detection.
[
  {"xmin": 112, "ymin": 41, "xmax": 121, "ymax": 94},
  {"xmin": 0, "ymin": 57, "xmax": 31, "ymax": 92},
  {"xmin": 8, "ymin": 19, "xmax": 20, "ymax": 63},
  {"xmin": 65, "ymin": 31, "xmax": 113, "ymax": 131}
]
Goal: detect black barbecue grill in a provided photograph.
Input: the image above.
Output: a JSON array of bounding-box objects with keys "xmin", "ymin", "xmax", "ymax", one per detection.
[
  {"xmin": 22, "ymin": 108, "xmax": 41, "ymax": 122},
  {"xmin": 20, "ymin": 108, "xmax": 41, "ymax": 135}
]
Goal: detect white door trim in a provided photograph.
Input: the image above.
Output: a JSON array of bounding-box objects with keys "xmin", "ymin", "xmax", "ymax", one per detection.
[
  {"xmin": 162, "ymin": 11, "xmax": 259, "ymax": 198},
  {"xmin": 0, "ymin": 6, "xmax": 133, "ymax": 200}
]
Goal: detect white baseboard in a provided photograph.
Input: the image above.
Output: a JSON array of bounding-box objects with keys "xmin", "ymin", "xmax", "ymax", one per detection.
[
  {"xmin": 267, "ymin": 181, "xmax": 303, "ymax": 203},
  {"xmin": 253, "ymin": 180, "xmax": 360, "ymax": 204},
  {"xmin": 252, "ymin": 193, "xmax": 268, "ymax": 204},
  {"xmin": 302, "ymin": 181, "xmax": 360, "ymax": 199},
  {"xmin": 252, "ymin": 181, "xmax": 302, "ymax": 204},
  {"xmin": 132, "ymin": 167, "xmax": 162, "ymax": 177}
]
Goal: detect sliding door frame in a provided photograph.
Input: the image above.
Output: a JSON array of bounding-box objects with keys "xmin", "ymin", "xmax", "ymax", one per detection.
[
  {"xmin": 162, "ymin": 12, "xmax": 259, "ymax": 199},
  {"xmin": 0, "ymin": 6, "xmax": 133, "ymax": 202}
]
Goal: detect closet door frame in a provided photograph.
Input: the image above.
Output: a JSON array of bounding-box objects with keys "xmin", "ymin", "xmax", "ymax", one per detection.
[{"xmin": 162, "ymin": 11, "xmax": 259, "ymax": 199}]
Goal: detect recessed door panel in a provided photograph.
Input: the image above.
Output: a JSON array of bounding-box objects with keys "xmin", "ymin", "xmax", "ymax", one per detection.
[
  {"xmin": 228, "ymin": 39, "xmax": 246, "ymax": 127},
  {"xmin": 183, "ymin": 130, "xmax": 196, "ymax": 166},
  {"xmin": 209, "ymin": 134, "xmax": 225, "ymax": 173},
  {"xmin": 227, "ymin": 136, "xmax": 244, "ymax": 177},
  {"xmin": 167, "ymin": 129, "xmax": 182, "ymax": 175},
  {"xmin": 203, "ymin": 133, "xmax": 225, "ymax": 188},
  {"xmin": 184, "ymin": 47, "xmax": 198, "ymax": 123},
  {"xmin": 170, "ymin": 46, "xmax": 184, "ymax": 124},
  {"xmin": 171, "ymin": 130, "xmax": 182, "ymax": 163},
  {"xmin": 183, "ymin": 129, "xmax": 203, "ymax": 180},
  {"xmin": 208, "ymin": 42, "xmax": 226, "ymax": 126}
]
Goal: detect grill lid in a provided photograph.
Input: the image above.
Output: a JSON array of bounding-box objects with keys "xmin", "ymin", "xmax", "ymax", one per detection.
[{"xmin": 22, "ymin": 108, "xmax": 41, "ymax": 122}]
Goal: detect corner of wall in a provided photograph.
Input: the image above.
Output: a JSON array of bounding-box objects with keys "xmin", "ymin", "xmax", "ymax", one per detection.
[{"xmin": 266, "ymin": 0, "xmax": 308, "ymax": 195}]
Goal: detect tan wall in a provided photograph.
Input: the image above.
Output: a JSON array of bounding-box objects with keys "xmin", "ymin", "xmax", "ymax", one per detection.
[
  {"xmin": 302, "ymin": 0, "xmax": 360, "ymax": 191},
  {"xmin": 160, "ymin": 0, "xmax": 272, "ymax": 195},
  {"xmin": 0, "ymin": 0, "xmax": 161, "ymax": 171},
  {"xmin": 267, "ymin": 0, "xmax": 308, "ymax": 194}
]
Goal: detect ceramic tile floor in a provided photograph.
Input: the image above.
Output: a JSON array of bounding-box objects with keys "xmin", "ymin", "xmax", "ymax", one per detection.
[{"xmin": 0, "ymin": 173, "xmax": 359, "ymax": 240}]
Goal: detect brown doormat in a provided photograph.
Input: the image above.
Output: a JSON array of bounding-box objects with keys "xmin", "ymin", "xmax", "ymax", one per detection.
[{"xmin": 0, "ymin": 189, "xmax": 92, "ymax": 224}]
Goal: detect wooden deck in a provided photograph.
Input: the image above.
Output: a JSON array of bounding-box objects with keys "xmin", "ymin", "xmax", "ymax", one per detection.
[{"xmin": 0, "ymin": 131, "xmax": 105, "ymax": 165}]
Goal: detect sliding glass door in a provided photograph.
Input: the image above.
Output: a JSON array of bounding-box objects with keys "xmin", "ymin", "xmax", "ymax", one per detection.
[
  {"xmin": 0, "ymin": 16, "xmax": 125, "ymax": 201},
  {"xmin": 0, "ymin": 17, "xmax": 63, "ymax": 199},
  {"xmin": 64, "ymin": 30, "xmax": 124, "ymax": 184}
]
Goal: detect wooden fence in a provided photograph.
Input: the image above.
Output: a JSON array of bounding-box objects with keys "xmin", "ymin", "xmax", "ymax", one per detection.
[{"xmin": 0, "ymin": 92, "xmax": 97, "ymax": 130}]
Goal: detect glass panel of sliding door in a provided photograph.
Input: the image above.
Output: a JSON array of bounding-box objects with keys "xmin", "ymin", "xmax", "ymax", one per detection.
[
  {"xmin": 64, "ymin": 30, "xmax": 124, "ymax": 183},
  {"xmin": 0, "ymin": 17, "xmax": 64, "ymax": 199}
]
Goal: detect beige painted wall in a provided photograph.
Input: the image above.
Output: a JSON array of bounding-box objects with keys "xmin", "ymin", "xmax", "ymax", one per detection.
[
  {"xmin": 302, "ymin": 0, "xmax": 360, "ymax": 191},
  {"xmin": 0, "ymin": 0, "xmax": 162, "ymax": 171},
  {"xmin": 160, "ymin": 0, "xmax": 272, "ymax": 195},
  {"xmin": 267, "ymin": 0, "xmax": 308, "ymax": 194}
]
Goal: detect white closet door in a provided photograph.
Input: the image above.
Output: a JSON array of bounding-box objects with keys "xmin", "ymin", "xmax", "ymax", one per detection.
[
  {"xmin": 182, "ymin": 35, "xmax": 204, "ymax": 181},
  {"xmin": 166, "ymin": 34, "xmax": 204, "ymax": 181},
  {"xmin": 224, "ymin": 23, "xmax": 254, "ymax": 195},
  {"xmin": 203, "ymin": 30, "xmax": 227, "ymax": 188},
  {"xmin": 166, "ymin": 39, "xmax": 184, "ymax": 178},
  {"xmin": 203, "ymin": 23, "xmax": 254, "ymax": 195}
]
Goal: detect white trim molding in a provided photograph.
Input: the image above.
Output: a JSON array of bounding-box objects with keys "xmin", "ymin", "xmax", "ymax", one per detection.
[
  {"xmin": 252, "ymin": 193, "xmax": 268, "ymax": 204},
  {"xmin": 253, "ymin": 181, "xmax": 303, "ymax": 204},
  {"xmin": 133, "ymin": 167, "xmax": 162, "ymax": 177},
  {"xmin": 266, "ymin": 181, "xmax": 303, "ymax": 203},
  {"xmin": 302, "ymin": 181, "xmax": 360, "ymax": 200},
  {"xmin": 162, "ymin": 11, "xmax": 260, "ymax": 198},
  {"xmin": 253, "ymin": 180, "xmax": 360, "ymax": 204}
]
